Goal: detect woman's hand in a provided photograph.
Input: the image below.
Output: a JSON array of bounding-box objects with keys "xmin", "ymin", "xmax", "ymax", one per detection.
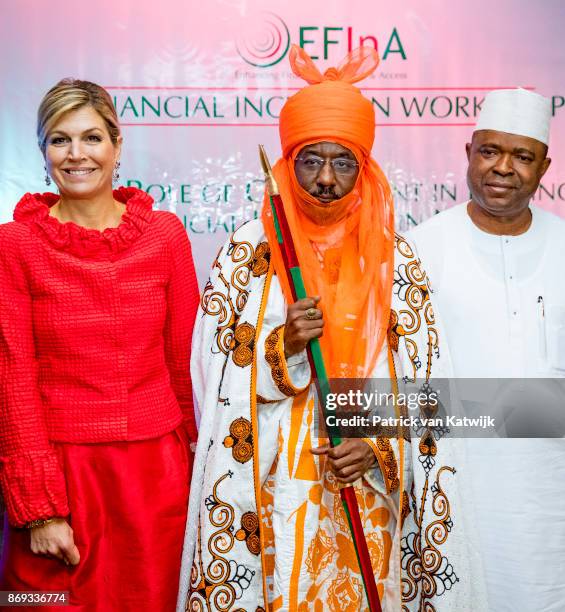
[
  {"xmin": 311, "ymin": 439, "xmax": 377, "ymax": 483},
  {"xmin": 284, "ymin": 296, "xmax": 324, "ymax": 358},
  {"xmin": 30, "ymin": 518, "xmax": 80, "ymax": 566}
]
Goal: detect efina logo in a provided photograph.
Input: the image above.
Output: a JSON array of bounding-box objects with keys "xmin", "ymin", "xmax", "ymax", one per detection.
[
  {"xmin": 236, "ymin": 13, "xmax": 407, "ymax": 68},
  {"xmin": 236, "ymin": 12, "xmax": 291, "ymax": 68}
]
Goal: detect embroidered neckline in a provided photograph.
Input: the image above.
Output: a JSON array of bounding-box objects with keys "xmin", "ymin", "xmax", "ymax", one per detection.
[{"xmin": 14, "ymin": 187, "xmax": 154, "ymax": 260}]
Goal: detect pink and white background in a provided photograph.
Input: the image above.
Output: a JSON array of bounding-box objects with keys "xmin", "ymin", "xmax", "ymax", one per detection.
[{"xmin": 0, "ymin": 0, "xmax": 563, "ymax": 284}]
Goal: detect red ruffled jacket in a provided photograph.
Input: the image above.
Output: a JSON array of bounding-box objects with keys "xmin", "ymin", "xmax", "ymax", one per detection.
[{"xmin": 0, "ymin": 187, "xmax": 199, "ymax": 527}]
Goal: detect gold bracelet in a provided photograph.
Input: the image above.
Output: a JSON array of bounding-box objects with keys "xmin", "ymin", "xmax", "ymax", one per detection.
[{"xmin": 25, "ymin": 518, "xmax": 55, "ymax": 529}]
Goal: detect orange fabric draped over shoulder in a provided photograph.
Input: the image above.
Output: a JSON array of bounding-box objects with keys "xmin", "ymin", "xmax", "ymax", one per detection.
[{"xmin": 262, "ymin": 45, "xmax": 395, "ymax": 379}]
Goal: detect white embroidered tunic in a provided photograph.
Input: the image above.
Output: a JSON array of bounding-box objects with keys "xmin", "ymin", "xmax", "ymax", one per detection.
[
  {"xmin": 409, "ymin": 202, "xmax": 565, "ymax": 612},
  {"xmin": 178, "ymin": 219, "xmax": 486, "ymax": 612}
]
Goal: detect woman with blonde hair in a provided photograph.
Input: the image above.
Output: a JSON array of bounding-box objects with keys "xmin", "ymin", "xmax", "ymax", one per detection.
[{"xmin": 0, "ymin": 79, "xmax": 198, "ymax": 610}]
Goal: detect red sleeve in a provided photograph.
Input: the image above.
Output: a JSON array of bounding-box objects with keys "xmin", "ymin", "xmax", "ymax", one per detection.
[
  {"xmin": 163, "ymin": 216, "xmax": 200, "ymax": 444},
  {"xmin": 0, "ymin": 225, "xmax": 69, "ymax": 527}
]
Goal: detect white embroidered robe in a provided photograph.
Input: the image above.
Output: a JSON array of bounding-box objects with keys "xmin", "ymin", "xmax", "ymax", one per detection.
[{"xmin": 178, "ymin": 218, "xmax": 486, "ymax": 612}]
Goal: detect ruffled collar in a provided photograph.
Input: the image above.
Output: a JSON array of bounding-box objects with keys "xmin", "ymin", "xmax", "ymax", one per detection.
[{"xmin": 14, "ymin": 187, "xmax": 154, "ymax": 260}]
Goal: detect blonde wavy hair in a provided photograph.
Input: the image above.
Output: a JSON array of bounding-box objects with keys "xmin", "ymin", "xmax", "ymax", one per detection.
[{"xmin": 37, "ymin": 78, "xmax": 120, "ymax": 153}]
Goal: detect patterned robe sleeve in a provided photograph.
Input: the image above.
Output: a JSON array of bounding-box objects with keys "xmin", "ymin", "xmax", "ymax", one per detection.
[
  {"xmin": 190, "ymin": 243, "xmax": 233, "ymax": 426},
  {"xmin": 362, "ymin": 343, "xmax": 412, "ymax": 503},
  {"xmin": 255, "ymin": 275, "xmax": 311, "ymax": 404}
]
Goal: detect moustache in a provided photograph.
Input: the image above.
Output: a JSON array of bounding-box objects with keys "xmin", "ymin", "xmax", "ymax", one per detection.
[{"xmin": 312, "ymin": 187, "xmax": 339, "ymax": 200}]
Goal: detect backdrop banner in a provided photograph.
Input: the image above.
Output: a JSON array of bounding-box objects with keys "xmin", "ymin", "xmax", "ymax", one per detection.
[{"xmin": 0, "ymin": 0, "xmax": 563, "ymax": 284}]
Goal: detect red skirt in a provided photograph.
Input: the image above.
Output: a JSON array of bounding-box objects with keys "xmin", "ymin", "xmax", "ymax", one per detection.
[{"xmin": 1, "ymin": 428, "xmax": 192, "ymax": 611}]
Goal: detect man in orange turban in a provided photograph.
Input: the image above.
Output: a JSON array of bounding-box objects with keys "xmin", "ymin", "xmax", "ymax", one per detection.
[{"xmin": 178, "ymin": 45, "xmax": 485, "ymax": 611}]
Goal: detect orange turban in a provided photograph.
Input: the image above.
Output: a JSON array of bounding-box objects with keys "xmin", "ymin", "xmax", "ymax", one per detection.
[
  {"xmin": 280, "ymin": 46, "xmax": 377, "ymax": 157},
  {"xmin": 262, "ymin": 45, "xmax": 395, "ymax": 379}
]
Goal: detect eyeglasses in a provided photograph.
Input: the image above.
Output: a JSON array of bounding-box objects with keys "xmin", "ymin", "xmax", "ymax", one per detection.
[{"xmin": 295, "ymin": 155, "xmax": 359, "ymax": 176}]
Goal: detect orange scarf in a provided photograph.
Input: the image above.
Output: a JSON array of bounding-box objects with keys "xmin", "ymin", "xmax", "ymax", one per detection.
[{"xmin": 262, "ymin": 46, "xmax": 395, "ymax": 379}]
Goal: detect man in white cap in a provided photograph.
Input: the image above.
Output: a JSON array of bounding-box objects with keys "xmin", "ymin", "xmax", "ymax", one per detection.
[{"xmin": 409, "ymin": 88, "xmax": 565, "ymax": 610}]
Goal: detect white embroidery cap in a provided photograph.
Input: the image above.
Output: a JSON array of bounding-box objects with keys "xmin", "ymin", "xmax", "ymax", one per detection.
[{"xmin": 475, "ymin": 88, "xmax": 551, "ymax": 145}]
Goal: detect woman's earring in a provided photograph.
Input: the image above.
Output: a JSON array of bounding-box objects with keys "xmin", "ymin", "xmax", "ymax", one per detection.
[
  {"xmin": 112, "ymin": 161, "xmax": 121, "ymax": 186},
  {"xmin": 44, "ymin": 166, "xmax": 51, "ymax": 186}
]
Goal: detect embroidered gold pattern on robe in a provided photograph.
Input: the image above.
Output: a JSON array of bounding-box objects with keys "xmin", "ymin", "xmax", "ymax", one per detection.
[
  {"xmin": 264, "ymin": 325, "xmax": 306, "ymax": 397},
  {"xmin": 188, "ymin": 472, "xmax": 256, "ymax": 610},
  {"xmin": 235, "ymin": 511, "xmax": 261, "ymax": 555},
  {"xmin": 250, "ymin": 241, "xmax": 271, "ymax": 277},
  {"xmin": 182, "ymin": 221, "xmax": 470, "ymax": 612},
  {"xmin": 224, "ymin": 417, "xmax": 254, "ymax": 464},
  {"xmin": 231, "ymin": 322, "xmax": 255, "ymax": 367}
]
